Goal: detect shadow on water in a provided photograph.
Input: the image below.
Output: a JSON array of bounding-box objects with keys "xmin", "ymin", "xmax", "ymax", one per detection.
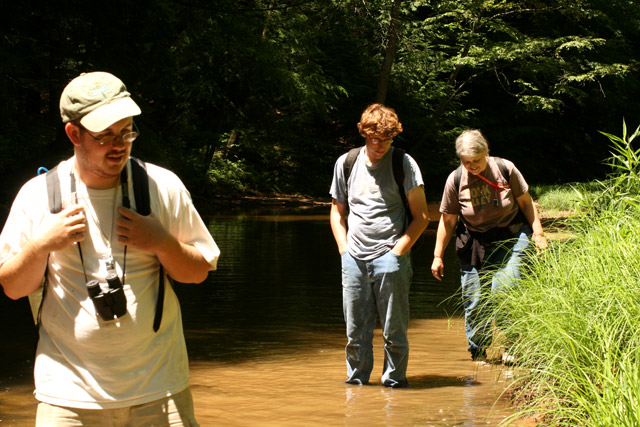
[
  {"xmin": 0, "ymin": 206, "xmax": 528, "ymax": 426},
  {"xmin": 408, "ymin": 374, "xmax": 479, "ymax": 389}
]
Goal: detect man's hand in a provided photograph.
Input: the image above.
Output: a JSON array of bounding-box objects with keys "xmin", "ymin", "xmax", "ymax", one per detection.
[
  {"xmin": 330, "ymin": 199, "xmax": 349, "ymax": 255},
  {"xmin": 0, "ymin": 204, "xmax": 86, "ymax": 300},
  {"xmin": 36, "ymin": 204, "xmax": 86, "ymax": 252},
  {"xmin": 115, "ymin": 206, "xmax": 212, "ymax": 283},
  {"xmin": 115, "ymin": 207, "xmax": 169, "ymax": 252}
]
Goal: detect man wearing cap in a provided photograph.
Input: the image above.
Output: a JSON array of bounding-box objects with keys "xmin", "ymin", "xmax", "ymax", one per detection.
[{"xmin": 0, "ymin": 71, "xmax": 219, "ymax": 425}]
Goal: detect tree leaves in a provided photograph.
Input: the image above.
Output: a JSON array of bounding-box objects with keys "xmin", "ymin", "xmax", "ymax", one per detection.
[{"xmin": 0, "ymin": 0, "xmax": 639, "ymax": 199}]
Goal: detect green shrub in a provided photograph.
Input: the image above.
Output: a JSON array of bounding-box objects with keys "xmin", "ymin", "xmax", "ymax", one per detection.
[{"xmin": 207, "ymin": 151, "xmax": 251, "ymax": 192}]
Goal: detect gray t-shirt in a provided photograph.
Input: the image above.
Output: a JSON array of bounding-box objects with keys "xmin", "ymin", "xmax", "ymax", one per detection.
[{"xmin": 330, "ymin": 146, "xmax": 425, "ymax": 261}]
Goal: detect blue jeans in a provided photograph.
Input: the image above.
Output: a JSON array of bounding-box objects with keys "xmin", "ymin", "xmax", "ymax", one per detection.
[
  {"xmin": 460, "ymin": 224, "xmax": 532, "ymax": 356},
  {"xmin": 341, "ymin": 250, "xmax": 412, "ymax": 387}
]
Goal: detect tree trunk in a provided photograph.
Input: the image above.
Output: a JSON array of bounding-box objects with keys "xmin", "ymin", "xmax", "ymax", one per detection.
[{"xmin": 375, "ymin": 0, "xmax": 402, "ymax": 104}]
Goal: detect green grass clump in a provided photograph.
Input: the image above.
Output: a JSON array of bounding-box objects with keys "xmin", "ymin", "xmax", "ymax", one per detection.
[
  {"xmin": 493, "ymin": 122, "xmax": 640, "ymax": 426},
  {"xmin": 529, "ymin": 182, "xmax": 601, "ymax": 216},
  {"xmin": 529, "ymin": 184, "xmax": 580, "ymax": 212}
]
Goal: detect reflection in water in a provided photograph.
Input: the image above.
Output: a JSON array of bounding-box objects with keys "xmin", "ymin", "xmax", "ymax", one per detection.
[{"xmin": 0, "ymin": 207, "xmax": 523, "ymax": 426}]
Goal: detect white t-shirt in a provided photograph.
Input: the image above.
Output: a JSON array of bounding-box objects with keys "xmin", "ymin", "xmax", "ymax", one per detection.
[{"xmin": 0, "ymin": 157, "xmax": 220, "ymax": 409}]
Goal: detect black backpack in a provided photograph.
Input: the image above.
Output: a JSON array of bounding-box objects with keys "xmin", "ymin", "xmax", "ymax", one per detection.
[{"xmin": 31, "ymin": 157, "xmax": 166, "ymax": 332}]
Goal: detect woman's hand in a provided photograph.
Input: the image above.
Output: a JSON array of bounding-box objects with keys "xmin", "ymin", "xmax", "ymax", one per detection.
[
  {"xmin": 533, "ymin": 233, "xmax": 548, "ymax": 253},
  {"xmin": 431, "ymin": 256, "xmax": 445, "ymax": 281}
]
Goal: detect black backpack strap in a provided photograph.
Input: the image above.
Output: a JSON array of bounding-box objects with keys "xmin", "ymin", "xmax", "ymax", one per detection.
[
  {"xmin": 120, "ymin": 157, "xmax": 163, "ymax": 332},
  {"xmin": 120, "ymin": 157, "xmax": 151, "ymax": 215},
  {"xmin": 153, "ymin": 267, "xmax": 165, "ymax": 332},
  {"xmin": 391, "ymin": 147, "xmax": 415, "ymax": 228},
  {"xmin": 129, "ymin": 158, "xmax": 163, "ymax": 332},
  {"xmin": 34, "ymin": 167, "xmax": 61, "ymax": 325},
  {"xmin": 33, "ymin": 167, "xmax": 60, "ymax": 326},
  {"xmin": 454, "ymin": 164, "xmax": 464, "ymax": 193},
  {"xmin": 342, "ymin": 147, "xmax": 362, "ymax": 204},
  {"xmin": 392, "ymin": 147, "xmax": 405, "ymax": 194},
  {"xmin": 392, "ymin": 147, "xmax": 407, "ymax": 204},
  {"xmin": 343, "ymin": 147, "xmax": 362, "ymax": 188},
  {"xmin": 130, "ymin": 157, "xmax": 151, "ymax": 216}
]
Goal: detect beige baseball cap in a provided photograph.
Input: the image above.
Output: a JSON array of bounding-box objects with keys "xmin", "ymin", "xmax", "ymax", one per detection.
[{"xmin": 59, "ymin": 72, "xmax": 141, "ymax": 132}]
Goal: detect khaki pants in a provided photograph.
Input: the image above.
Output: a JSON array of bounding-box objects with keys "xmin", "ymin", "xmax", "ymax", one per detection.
[{"xmin": 35, "ymin": 387, "xmax": 199, "ymax": 427}]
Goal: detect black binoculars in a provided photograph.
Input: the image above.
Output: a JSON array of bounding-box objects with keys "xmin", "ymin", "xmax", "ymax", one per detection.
[{"xmin": 86, "ymin": 273, "xmax": 128, "ymax": 320}]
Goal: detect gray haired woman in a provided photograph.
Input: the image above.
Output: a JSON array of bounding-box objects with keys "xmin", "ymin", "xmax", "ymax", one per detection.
[{"xmin": 431, "ymin": 129, "xmax": 547, "ymax": 362}]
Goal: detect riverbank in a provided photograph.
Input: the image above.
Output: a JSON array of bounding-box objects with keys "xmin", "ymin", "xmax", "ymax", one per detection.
[{"xmin": 197, "ymin": 190, "xmax": 571, "ymax": 238}]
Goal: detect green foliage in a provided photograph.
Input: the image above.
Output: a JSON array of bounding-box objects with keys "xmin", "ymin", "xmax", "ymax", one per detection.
[
  {"xmin": 1, "ymin": 0, "xmax": 640, "ymax": 201},
  {"xmin": 567, "ymin": 121, "xmax": 640, "ymax": 217},
  {"xmin": 493, "ymin": 123, "xmax": 640, "ymax": 425},
  {"xmin": 376, "ymin": 0, "xmax": 640, "ymax": 185},
  {"xmin": 601, "ymin": 122, "xmax": 640, "ymax": 195},
  {"xmin": 207, "ymin": 152, "xmax": 250, "ymax": 193}
]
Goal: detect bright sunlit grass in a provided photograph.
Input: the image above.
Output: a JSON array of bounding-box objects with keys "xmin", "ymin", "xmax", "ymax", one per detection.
[{"xmin": 493, "ymin": 122, "xmax": 640, "ymax": 426}]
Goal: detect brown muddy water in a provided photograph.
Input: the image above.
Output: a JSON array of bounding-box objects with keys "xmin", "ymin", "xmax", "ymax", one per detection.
[{"xmin": 0, "ymin": 207, "xmax": 527, "ymax": 426}]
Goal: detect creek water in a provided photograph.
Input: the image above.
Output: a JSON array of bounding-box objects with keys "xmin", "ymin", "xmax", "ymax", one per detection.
[{"xmin": 0, "ymin": 206, "xmax": 524, "ymax": 426}]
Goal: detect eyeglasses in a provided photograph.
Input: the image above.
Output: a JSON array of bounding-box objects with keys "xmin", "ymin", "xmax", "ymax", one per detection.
[
  {"xmin": 77, "ymin": 121, "xmax": 139, "ymax": 146},
  {"xmin": 367, "ymin": 136, "xmax": 393, "ymax": 146}
]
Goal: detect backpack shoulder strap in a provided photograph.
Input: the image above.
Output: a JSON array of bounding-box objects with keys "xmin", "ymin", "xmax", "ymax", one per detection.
[
  {"xmin": 343, "ymin": 147, "xmax": 361, "ymax": 182},
  {"xmin": 343, "ymin": 147, "xmax": 362, "ymax": 200},
  {"xmin": 130, "ymin": 157, "xmax": 151, "ymax": 216},
  {"xmin": 35, "ymin": 166, "xmax": 62, "ymax": 325},
  {"xmin": 494, "ymin": 157, "xmax": 511, "ymax": 184},
  {"xmin": 125, "ymin": 157, "xmax": 162, "ymax": 331},
  {"xmin": 392, "ymin": 147, "xmax": 406, "ymax": 203},
  {"xmin": 453, "ymin": 164, "xmax": 466, "ymax": 225},
  {"xmin": 45, "ymin": 166, "xmax": 62, "ymax": 214},
  {"xmin": 45, "ymin": 159, "xmax": 152, "ymax": 215},
  {"xmin": 120, "ymin": 157, "xmax": 151, "ymax": 215},
  {"xmin": 391, "ymin": 147, "xmax": 416, "ymax": 228},
  {"xmin": 119, "ymin": 157, "xmax": 163, "ymax": 331},
  {"xmin": 454, "ymin": 164, "xmax": 464, "ymax": 192}
]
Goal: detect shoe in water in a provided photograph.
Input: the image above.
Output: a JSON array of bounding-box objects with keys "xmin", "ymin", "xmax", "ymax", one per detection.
[
  {"xmin": 383, "ymin": 378, "xmax": 409, "ymax": 388},
  {"xmin": 502, "ymin": 351, "xmax": 516, "ymax": 366}
]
